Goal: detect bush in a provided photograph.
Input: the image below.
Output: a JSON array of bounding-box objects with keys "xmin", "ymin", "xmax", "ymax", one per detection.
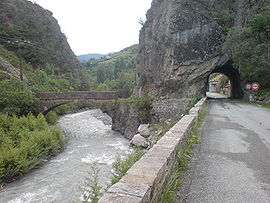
[
  {"xmin": 124, "ymin": 96, "xmax": 153, "ymax": 123},
  {"xmin": 45, "ymin": 111, "xmax": 58, "ymax": 125},
  {"xmin": 0, "ymin": 113, "xmax": 65, "ymax": 183},
  {"xmin": 0, "ymin": 79, "xmax": 36, "ymax": 115}
]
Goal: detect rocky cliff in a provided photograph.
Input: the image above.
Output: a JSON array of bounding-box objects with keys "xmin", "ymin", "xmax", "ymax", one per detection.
[
  {"xmin": 133, "ymin": 0, "xmax": 263, "ymax": 120},
  {"xmin": 0, "ymin": 0, "xmax": 87, "ymax": 89}
]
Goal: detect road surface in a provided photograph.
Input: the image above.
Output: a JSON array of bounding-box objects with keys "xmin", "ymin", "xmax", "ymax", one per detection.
[{"xmin": 176, "ymin": 99, "xmax": 270, "ymax": 203}]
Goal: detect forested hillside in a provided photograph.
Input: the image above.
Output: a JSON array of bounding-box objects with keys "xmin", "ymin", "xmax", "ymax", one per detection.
[
  {"xmin": 0, "ymin": 0, "xmax": 88, "ymax": 91},
  {"xmin": 81, "ymin": 45, "xmax": 138, "ymax": 98},
  {"xmin": 77, "ymin": 53, "xmax": 105, "ymax": 62}
]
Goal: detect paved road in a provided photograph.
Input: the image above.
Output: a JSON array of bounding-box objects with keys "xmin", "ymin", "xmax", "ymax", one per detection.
[
  {"xmin": 206, "ymin": 92, "xmax": 228, "ymax": 99},
  {"xmin": 176, "ymin": 99, "xmax": 270, "ymax": 203}
]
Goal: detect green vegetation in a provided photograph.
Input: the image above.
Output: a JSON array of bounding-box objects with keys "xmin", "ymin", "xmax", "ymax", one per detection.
[
  {"xmin": 187, "ymin": 94, "xmax": 202, "ymax": 110},
  {"xmin": 81, "ymin": 45, "xmax": 138, "ymax": 98},
  {"xmin": 0, "ymin": 113, "xmax": 65, "ymax": 183},
  {"xmin": 178, "ymin": 0, "xmax": 270, "ymax": 90},
  {"xmin": 223, "ymin": 3, "xmax": 270, "ymax": 89},
  {"xmin": 160, "ymin": 102, "xmax": 207, "ymax": 203},
  {"xmin": 177, "ymin": 0, "xmax": 235, "ymax": 32},
  {"xmin": 0, "ymin": 79, "xmax": 36, "ymax": 115},
  {"xmin": 119, "ymin": 96, "xmax": 153, "ymax": 123},
  {"xmin": 110, "ymin": 148, "xmax": 145, "ymax": 186},
  {"xmin": 80, "ymin": 148, "xmax": 145, "ymax": 202},
  {"xmin": 54, "ymin": 103, "xmax": 87, "ymax": 116},
  {"xmin": 150, "ymin": 118, "xmax": 178, "ymax": 148},
  {"xmin": 80, "ymin": 162, "xmax": 103, "ymax": 203},
  {"xmin": 241, "ymin": 88, "xmax": 270, "ymax": 108},
  {"xmin": 30, "ymin": 68, "xmax": 82, "ymax": 93},
  {"xmin": 44, "ymin": 111, "xmax": 58, "ymax": 125}
]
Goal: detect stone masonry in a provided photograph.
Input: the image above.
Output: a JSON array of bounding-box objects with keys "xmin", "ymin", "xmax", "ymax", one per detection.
[
  {"xmin": 35, "ymin": 91, "xmax": 118, "ymax": 114},
  {"xmin": 98, "ymin": 97, "xmax": 207, "ymax": 203}
]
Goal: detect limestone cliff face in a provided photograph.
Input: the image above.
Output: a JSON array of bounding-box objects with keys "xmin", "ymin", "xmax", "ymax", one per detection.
[
  {"xmin": 113, "ymin": 0, "xmax": 265, "ymax": 137},
  {"xmin": 112, "ymin": 103, "xmax": 140, "ymax": 139},
  {"xmin": 133, "ymin": 0, "xmax": 256, "ymax": 120},
  {"xmin": 135, "ymin": 0, "xmax": 225, "ymax": 98},
  {"xmin": 0, "ymin": 0, "xmax": 87, "ymax": 89}
]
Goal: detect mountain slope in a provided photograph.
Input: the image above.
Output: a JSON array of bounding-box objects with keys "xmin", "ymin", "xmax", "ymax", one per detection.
[
  {"xmin": 77, "ymin": 53, "xmax": 105, "ymax": 62},
  {"xmin": 0, "ymin": 0, "xmax": 88, "ymax": 90}
]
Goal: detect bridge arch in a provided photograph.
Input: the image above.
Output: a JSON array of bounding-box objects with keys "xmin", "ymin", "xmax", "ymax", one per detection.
[
  {"xmin": 40, "ymin": 101, "xmax": 111, "ymax": 115},
  {"xmin": 206, "ymin": 59, "xmax": 243, "ymax": 99},
  {"xmin": 35, "ymin": 91, "xmax": 118, "ymax": 115}
]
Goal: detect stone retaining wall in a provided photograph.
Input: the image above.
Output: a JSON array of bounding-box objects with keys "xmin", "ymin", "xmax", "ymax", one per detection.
[{"xmin": 98, "ymin": 97, "xmax": 207, "ymax": 203}]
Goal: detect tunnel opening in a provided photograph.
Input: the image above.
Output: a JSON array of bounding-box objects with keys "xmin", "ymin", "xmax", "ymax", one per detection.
[
  {"xmin": 208, "ymin": 73, "xmax": 231, "ymax": 97},
  {"xmin": 206, "ymin": 63, "xmax": 243, "ymax": 99}
]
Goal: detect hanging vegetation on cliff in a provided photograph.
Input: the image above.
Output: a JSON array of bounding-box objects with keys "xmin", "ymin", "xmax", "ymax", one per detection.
[{"xmin": 223, "ymin": 3, "xmax": 270, "ymax": 88}]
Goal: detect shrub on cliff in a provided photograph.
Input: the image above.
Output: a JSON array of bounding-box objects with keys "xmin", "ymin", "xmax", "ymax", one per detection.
[{"xmin": 0, "ymin": 113, "xmax": 65, "ymax": 183}]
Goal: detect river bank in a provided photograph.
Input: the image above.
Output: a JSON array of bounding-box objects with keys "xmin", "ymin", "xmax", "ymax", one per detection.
[{"xmin": 0, "ymin": 109, "xmax": 131, "ymax": 203}]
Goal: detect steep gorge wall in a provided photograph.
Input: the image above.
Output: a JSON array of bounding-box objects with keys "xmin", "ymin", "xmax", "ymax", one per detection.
[{"xmin": 133, "ymin": 0, "xmax": 258, "ymax": 120}]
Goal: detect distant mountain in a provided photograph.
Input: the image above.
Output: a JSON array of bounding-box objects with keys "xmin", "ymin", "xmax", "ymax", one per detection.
[{"xmin": 77, "ymin": 53, "xmax": 105, "ymax": 62}]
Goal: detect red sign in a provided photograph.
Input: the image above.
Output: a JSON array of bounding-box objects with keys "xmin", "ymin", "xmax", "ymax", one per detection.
[
  {"xmin": 245, "ymin": 83, "xmax": 252, "ymax": 90},
  {"xmin": 251, "ymin": 82, "xmax": 260, "ymax": 90}
]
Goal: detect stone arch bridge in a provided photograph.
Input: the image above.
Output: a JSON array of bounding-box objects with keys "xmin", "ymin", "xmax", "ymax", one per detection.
[{"xmin": 35, "ymin": 91, "xmax": 118, "ymax": 115}]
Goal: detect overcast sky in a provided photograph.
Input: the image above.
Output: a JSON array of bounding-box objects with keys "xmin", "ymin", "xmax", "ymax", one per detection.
[{"xmin": 28, "ymin": 0, "xmax": 152, "ymax": 55}]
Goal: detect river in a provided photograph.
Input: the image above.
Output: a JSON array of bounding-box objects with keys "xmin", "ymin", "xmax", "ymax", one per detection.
[{"xmin": 0, "ymin": 109, "xmax": 131, "ymax": 203}]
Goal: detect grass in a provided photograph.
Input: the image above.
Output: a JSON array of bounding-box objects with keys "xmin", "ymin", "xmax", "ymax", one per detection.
[
  {"xmin": 241, "ymin": 99, "xmax": 270, "ymax": 109},
  {"xmin": 110, "ymin": 148, "xmax": 145, "ymax": 186},
  {"xmin": 149, "ymin": 118, "xmax": 178, "ymax": 148},
  {"xmin": 160, "ymin": 102, "xmax": 207, "ymax": 203},
  {"xmin": 187, "ymin": 94, "xmax": 203, "ymax": 110},
  {"xmin": 79, "ymin": 148, "xmax": 145, "ymax": 202}
]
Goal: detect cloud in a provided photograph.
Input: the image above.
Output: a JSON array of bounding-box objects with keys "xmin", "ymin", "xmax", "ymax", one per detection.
[{"xmin": 29, "ymin": 0, "xmax": 152, "ymax": 55}]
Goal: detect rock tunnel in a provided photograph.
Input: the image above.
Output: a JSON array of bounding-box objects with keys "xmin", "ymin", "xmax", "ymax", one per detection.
[{"xmin": 208, "ymin": 61, "xmax": 243, "ymax": 99}]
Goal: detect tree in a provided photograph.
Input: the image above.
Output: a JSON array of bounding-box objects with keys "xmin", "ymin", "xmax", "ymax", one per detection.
[
  {"xmin": 0, "ymin": 79, "xmax": 36, "ymax": 115},
  {"xmin": 223, "ymin": 3, "xmax": 270, "ymax": 88}
]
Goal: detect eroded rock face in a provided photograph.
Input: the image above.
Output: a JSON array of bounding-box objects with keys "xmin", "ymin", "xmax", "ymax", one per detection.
[
  {"xmin": 113, "ymin": 0, "xmax": 255, "ymax": 136},
  {"xmin": 133, "ymin": 0, "xmax": 242, "ymax": 120},
  {"xmin": 134, "ymin": 0, "xmax": 227, "ymax": 98},
  {"xmin": 112, "ymin": 103, "xmax": 140, "ymax": 139},
  {"xmin": 0, "ymin": 57, "xmax": 28, "ymax": 82}
]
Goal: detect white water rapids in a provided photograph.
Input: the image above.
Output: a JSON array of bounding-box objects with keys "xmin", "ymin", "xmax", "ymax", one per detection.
[{"xmin": 0, "ymin": 109, "xmax": 131, "ymax": 202}]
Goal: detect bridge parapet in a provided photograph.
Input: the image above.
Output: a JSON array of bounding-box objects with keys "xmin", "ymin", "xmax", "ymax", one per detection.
[
  {"xmin": 36, "ymin": 91, "xmax": 118, "ymax": 100},
  {"xmin": 35, "ymin": 91, "xmax": 118, "ymax": 114}
]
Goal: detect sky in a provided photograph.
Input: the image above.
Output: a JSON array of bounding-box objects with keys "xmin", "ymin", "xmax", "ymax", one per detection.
[{"xmin": 28, "ymin": 0, "xmax": 152, "ymax": 55}]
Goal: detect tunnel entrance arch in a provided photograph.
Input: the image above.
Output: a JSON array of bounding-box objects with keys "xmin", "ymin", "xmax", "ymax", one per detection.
[{"xmin": 207, "ymin": 61, "xmax": 243, "ymax": 99}]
